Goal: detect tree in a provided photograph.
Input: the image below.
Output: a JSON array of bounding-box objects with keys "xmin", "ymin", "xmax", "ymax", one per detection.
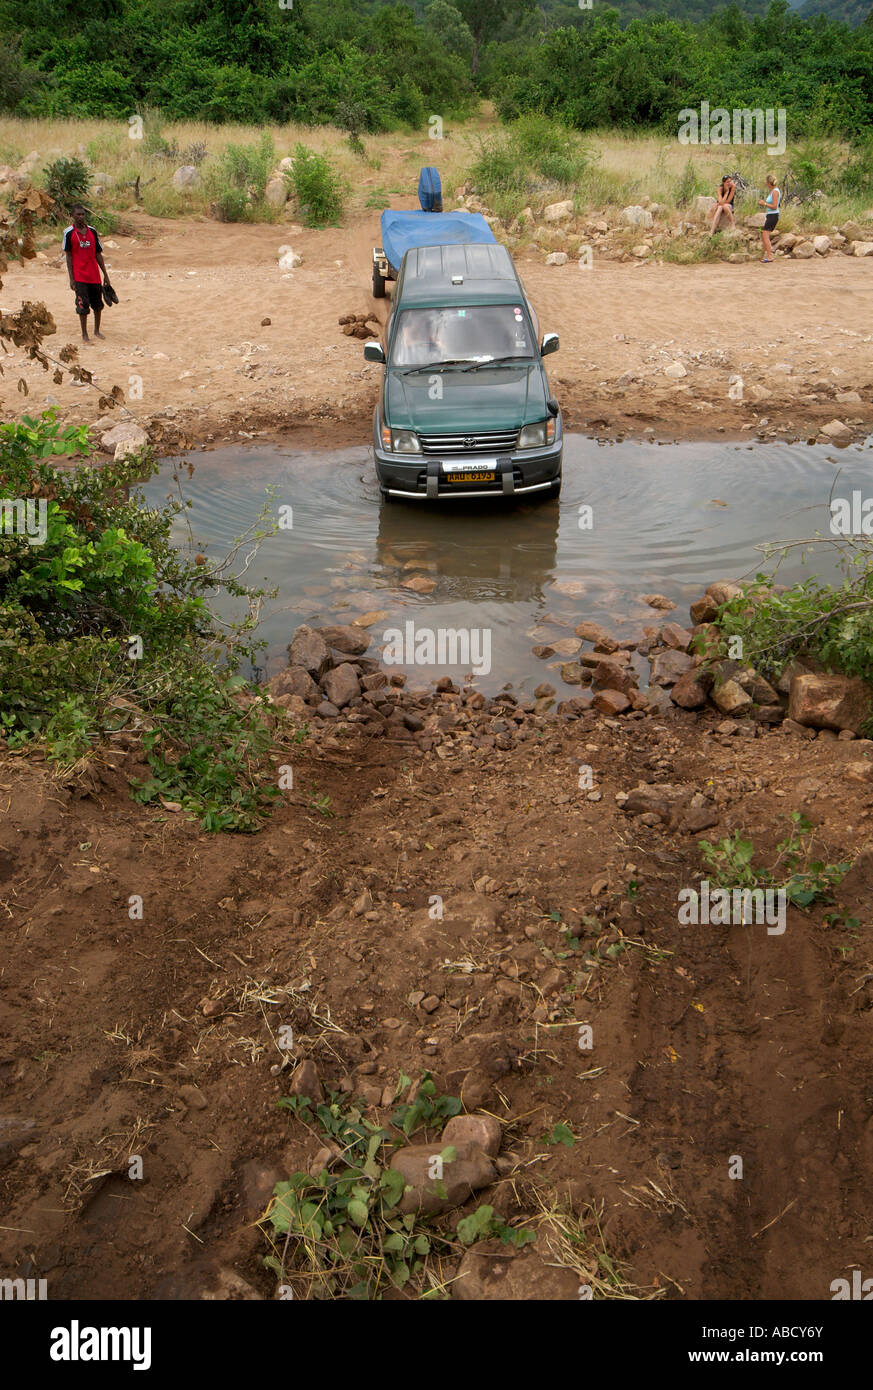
[
  {"xmin": 456, "ymin": 0, "xmax": 533, "ymax": 74},
  {"xmin": 423, "ymin": 0, "xmax": 474, "ymax": 63}
]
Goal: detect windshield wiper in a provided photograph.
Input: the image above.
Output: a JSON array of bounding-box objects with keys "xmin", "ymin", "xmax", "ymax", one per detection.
[
  {"xmin": 398, "ymin": 359, "xmax": 475, "ymax": 375},
  {"xmin": 462, "ymin": 355, "xmax": 532, "ymax": 372}
]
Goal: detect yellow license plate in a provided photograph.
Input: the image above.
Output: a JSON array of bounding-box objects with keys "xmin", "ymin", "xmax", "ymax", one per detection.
[{"xmin": 447, "ymin": 471, "xmax": 495, "ymax": 483}]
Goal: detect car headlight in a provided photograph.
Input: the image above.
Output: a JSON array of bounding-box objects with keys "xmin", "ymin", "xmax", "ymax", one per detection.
[
  {"xmin": 390, "ymin": 429, "xmax": 421, "ymax": 454},
  {"xmin": 517, "ymin": 418, "xmax": 556, "ymax": 450}
]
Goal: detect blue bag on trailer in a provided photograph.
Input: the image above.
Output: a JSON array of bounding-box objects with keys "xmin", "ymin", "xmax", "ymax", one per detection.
[{"xmin": 418, "ymin": 166, "xmax": 443, "ymax": 212}]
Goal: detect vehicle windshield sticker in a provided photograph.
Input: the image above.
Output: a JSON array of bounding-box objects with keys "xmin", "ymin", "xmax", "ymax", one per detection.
[{"xmin": 457, "ymin": 309, "xmax": 466, "ymax": 317}]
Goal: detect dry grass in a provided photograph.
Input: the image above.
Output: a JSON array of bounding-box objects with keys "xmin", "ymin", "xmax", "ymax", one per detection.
[{"xmin": 0, "ymin": 114, "xmax": 868, "ymax": 232}]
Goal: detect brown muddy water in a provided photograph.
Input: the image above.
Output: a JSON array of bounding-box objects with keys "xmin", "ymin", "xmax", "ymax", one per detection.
[{"xmin": 144, "ymin": 434, "xmax": 873, "ymax": 694}]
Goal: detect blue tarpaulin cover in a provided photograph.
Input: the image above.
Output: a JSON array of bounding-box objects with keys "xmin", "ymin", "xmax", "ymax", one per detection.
[{"xmin": 380, "ymin": 210, "xmax": 496, "ymax": 272}]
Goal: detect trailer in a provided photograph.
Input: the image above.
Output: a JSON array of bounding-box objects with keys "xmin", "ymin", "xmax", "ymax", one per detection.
[{"xmin": 371, "ymin": 168, "xmax": 497, "ymax": 298}]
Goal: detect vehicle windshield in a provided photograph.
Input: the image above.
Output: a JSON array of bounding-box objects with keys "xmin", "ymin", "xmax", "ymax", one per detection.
[{"xmin": 389, "ymin": 305, "xmax": 533, "ymax": 368}]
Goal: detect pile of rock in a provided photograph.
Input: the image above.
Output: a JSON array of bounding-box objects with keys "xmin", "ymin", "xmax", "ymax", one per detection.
[
  {"xmin": 338, "ymin": 312, "xmax": 381, "ymax": 341},
  {"xmin": 264, "ymin": 622, "xmax": 616, "ymax": 755},
  {"xmin": 265, "ymin": 603, "xmax": 873, "ymax": 754},
  {"xmin": 646, "ymin": 578, "xmax": 873, "ymax": 740}
]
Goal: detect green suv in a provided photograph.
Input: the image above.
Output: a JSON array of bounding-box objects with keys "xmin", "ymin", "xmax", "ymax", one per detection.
[{"xmin": 364, "ymin": 242, "xmax": 562, "ymax": 502}]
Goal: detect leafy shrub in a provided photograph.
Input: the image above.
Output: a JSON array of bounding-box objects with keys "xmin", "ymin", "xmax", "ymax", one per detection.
[
  {"xmin": 206, "ymin": 134, "xmax": 274, "ymax": 222},
  {"xmin": 290, "ymin": 145, "xmax": 346, "ymax": 227},
  {"xmin": 41, "ymin": 157, "xmax": 91, "ymax": 217},
  {"xmin": 469, "ymin": 114, "xmax": 589, "ymax": 218},
  {"xmin": 0, "ymin": 412, "xmax": 281, "ymax": 830}
]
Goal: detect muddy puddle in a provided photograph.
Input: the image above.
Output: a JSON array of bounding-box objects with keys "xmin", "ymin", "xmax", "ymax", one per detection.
[{"xmin": 144, "ymin": 434, "xmax": 873, "ymax": 694}]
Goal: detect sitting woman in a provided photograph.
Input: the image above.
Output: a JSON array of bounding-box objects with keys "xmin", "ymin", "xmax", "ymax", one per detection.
[{"xmin": 709, "ymin": 174, "xmax": 737, "ymax": 236}]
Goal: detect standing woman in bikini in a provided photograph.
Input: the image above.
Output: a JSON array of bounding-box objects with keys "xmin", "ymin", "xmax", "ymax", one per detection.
[{"xmin": 759, "ymin": 173, "xmax": 781, "ymax": 263}]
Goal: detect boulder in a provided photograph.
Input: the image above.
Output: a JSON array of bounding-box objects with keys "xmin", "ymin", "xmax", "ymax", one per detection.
[
  {"xmin": 840, "ymin": 221, "xmax": 863, "ymax": 243},
  {"xmin": 852, "ymin": 241, "xmax": 873, "ymax": 258},
  {"xmin": 314, "ymin": 624, "xmax": 371, "ymax": 657},
  {"xmin": 278, "ymin": 249, "xmax": 302, "ymax": 270},
  {"xmin": 621, "ymin": 205, "xmax": 654, "ymax": 228},
  {"xmin": 574, "ymin": 621, "xmax": 618, "ymax": 650},
  {"xmin": 172, "ymin": 165, "xmax": 200, "ymax": 190},
  {"xmin": 266, "ymin": 666, "xmax": 319, "ymax": 703},
  {"xmin": 622, "ymin": 783, "xmax": 689, "ymax": 820},
  {"xmin": 453, "ymin": 1239, "xmax": 579, "ymax": 1301},
  {"xmin": 690, "ymin": 594, "xmax": 718, "ymax": 625},
  {"xmin": 813, "ymin": 235, "xmax": 831, "ymax": 255},
  {"xmin": 101, "ymin": 422, "xmax": 147, "ymax": 454},
  {"xmin": 670, "ymin": 668, "xmax": 711, "ymax": 710},
  {"xmin": 649, "ymin": 650, "xmax": 694, "ymax": 686},
  {"xmin": 591, "ymin": 660, "xmax": 636, "ymax": 695},
  {"xmin": 788, "ymin": 673, "xmax": 872, "ymax": 734},
  {"xmin": 711, "ymin": 678, "xmax": 753, "ymax": 715},
  {"xmin": 591, "ymin": 688, "xmax": 631, "ymax": 715},
  {"xmin": 441, "ymin": 1114, "xmax": 502, "ymax": 1158},
  {"xmin": 543, "ymin": 199, "xmax": 574, "ymax": 224},
  {"xmin": 287, "ymin": 624, "xmax": 330, "ymax": 678},
  {"xmin": 705, "ymin": 580, "xmax": 742, "ymax": 607},
  {"xmin": 659, "ymin": 622, "xmax": 693, "ymax": 652},
  {"xmin": 821, "ymin": 419, "xmax": 850, "ymax": 439},
  {"xmin": 391, "ymin": 1140, "xmax": 495, "ymax": 1217},
  {"xmin": 545, "ymin": 251, "xmax": 568, "ymax": 266},
  {"xmin": 777, "ymin": 232, "xmax": 800, "ymax": 250},
  {"xmin": 320, "ymin": 662, "xmax": 361, "ymax": 708},
  {"xmin": 265, "ymin": 178, "xmax": 288, "ymax": 208},
  {"xmin": 745, "ymin": 212, "xmax": 767, "ymax": 228},
  {"xmin": 792, "ymin": 241, "xmax": 815, "ymax": 259},
  {"xmin": 277, "ymin": 156, "xmax": 295, "ymax": 172},
  {"xmin": 664, "ymin": 361, "xmax": 687, "ymax": 380},
  {"xmin": 288, "ymin": 1059, "xmax": 322, "ymax": 1103}
]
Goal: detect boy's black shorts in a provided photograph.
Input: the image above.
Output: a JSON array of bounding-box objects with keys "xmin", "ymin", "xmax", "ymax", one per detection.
[{"xmin": 74, "ymin": 282, "xmax": 104, "ymax": 315}]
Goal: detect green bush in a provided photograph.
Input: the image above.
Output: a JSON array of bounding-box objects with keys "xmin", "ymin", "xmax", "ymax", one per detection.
[
  {"xmin": 0, "ymin": 412, "xmax": 281, "ymax": 830},
  {"xmin": 41, "ymin": 157, "xmax": 91, "ymax": 218},
  {"xmin": 205, "ymin": 134, "xmax": 274, "ymax": 222},
  {"xmin": 290, "ymin": 145, "xmax": 346, "ymax": 227},
  {"xmin": 469, "ymin": 114, "xmax": 589, "ymax": 215}
]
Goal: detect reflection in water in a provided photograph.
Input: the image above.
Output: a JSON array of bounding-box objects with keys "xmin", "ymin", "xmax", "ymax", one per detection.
[{"xmin": 143, "ymin": 435, "xmax": 872, "ymax": 694}]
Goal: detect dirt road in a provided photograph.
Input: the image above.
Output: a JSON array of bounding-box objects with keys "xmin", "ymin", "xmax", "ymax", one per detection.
[
  {"xmin": 5, "ymin": 211, "xmax": 873, "ymax": 451},
  {"xmin": 1, "ymin": 697, "xmax": 871, "ymax": 1299}
]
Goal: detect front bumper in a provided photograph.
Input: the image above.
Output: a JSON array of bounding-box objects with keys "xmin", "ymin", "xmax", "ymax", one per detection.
[{"xmin": 373, "ymin": 415, "xmax": 563, "ymax": 500}]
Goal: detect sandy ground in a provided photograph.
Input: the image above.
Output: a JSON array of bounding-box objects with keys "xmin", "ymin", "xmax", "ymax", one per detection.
[{"xmin": 4, "ymin": 210, "xmax": 873, "ymax": 452}]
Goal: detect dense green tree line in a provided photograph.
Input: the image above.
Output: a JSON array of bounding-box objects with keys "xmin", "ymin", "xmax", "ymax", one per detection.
[{"xmin": 0, "ymin": 0, "xmax": 870, "ymax": 137}]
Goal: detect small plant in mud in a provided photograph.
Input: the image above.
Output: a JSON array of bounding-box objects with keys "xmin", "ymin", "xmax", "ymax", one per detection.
[
  {"xmin": 262, "ymin": 1080, "xmax": 464, "ymax": 1299},
  {"xmin": 457, "ymin": 1203, "xmax": 535, "ymax": 1248},
  {"xmin": 543, "ymin": 1121, "xmax": 577, "ymax": 1147},
  {"xmin": 391, "ymin": 1074, "xmax": 462, "ymax": 1136},
  {"xmin": 699, "ymin": 812, "xmax": 850, "ymax": 910}
]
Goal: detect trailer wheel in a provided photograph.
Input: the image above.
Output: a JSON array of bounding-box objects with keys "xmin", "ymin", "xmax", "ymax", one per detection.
[{"xmin": 372, "ymin": 264, "xmax": 386, "ymax": 298}]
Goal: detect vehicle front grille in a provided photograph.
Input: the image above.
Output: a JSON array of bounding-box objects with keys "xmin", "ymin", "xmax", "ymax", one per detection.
[{"xmin": 417, "ymin": 430, "xmax": 519, "ymax": 456}]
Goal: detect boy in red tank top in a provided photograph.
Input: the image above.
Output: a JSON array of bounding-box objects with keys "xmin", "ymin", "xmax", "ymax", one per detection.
[{"xmin": 62, "ymin": 204, "xmax": 110, "ymax": 342}]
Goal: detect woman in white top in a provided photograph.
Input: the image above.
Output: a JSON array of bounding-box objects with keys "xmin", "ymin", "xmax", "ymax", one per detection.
[{"xmin": 758, "ymin": 174, "xmax": 781, "ymax": 263}]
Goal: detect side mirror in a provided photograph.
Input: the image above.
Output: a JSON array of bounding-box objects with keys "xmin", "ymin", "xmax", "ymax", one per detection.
[
  {"xmin": 540, "ymin": 332, "xmax": 559, "ymax": 358},
  {"xmin": 363, "ymin": 341, "xmax": 385, "ymax": 364}
]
